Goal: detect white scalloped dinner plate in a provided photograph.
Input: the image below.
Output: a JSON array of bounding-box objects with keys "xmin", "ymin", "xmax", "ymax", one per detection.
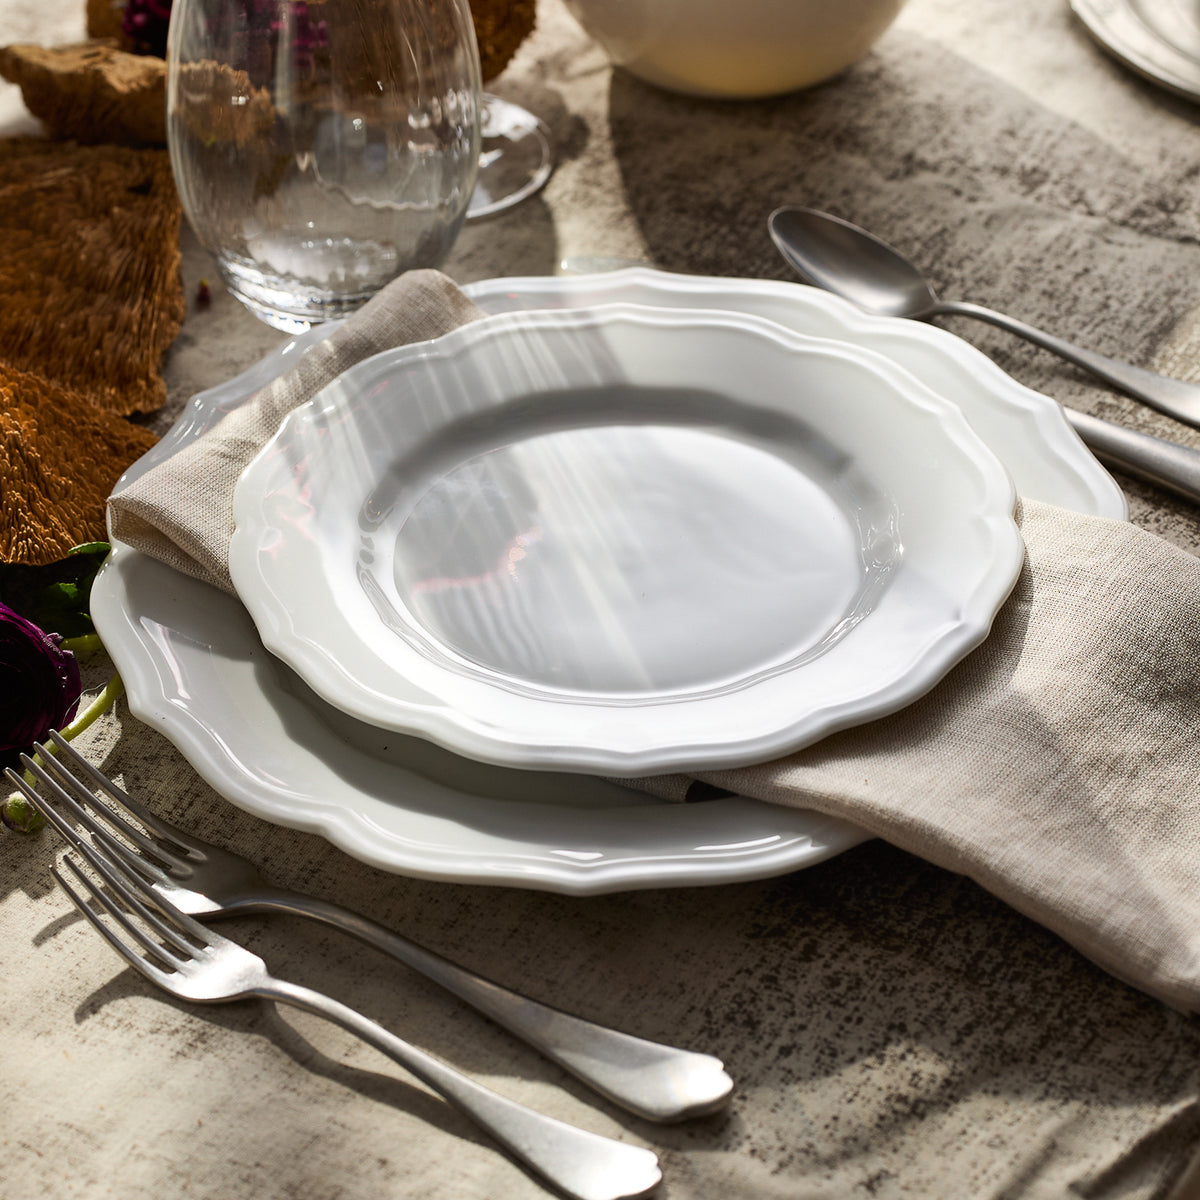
[
  {"xmin": 1072, "ymin": 0, "xmax": 1200, "ymax": 103},
  {"xmin": 467, "ymin": 272, "xmax": 1124, "ymax": 519},
  {"xmin": 230, "ymin": 304, "xmax": 1023, "ymax": 774},
  {"xmin": 94, "ymin": 270, "xmax": 1123, "ymax": 892}
]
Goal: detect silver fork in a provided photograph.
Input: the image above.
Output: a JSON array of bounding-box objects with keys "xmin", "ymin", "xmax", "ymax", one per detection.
[
  {"xmin": 15, "ymin": 733, "xmax": 732, "ymax": 1124},
  {"xmin": 24, "ymin": 806, "xmax": 662, "ymax": 1200}
]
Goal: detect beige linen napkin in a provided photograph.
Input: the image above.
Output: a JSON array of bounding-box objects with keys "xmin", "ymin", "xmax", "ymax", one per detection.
[
  {"xmin": 108, "ymin": 269, "xmax": 488, "ymax": 592},
  {"xmin": 109, "ymin": 268, "xmax": 1200, "ymax": 1012},
  {"xmin": 689, "ymin": 498, "xmax": 1200, "ymax": 1013}
]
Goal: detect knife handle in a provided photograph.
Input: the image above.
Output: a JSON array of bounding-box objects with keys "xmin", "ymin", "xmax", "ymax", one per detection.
[{"xmin": 1066, "ymin": 408, "xmax": 1200, "ymax": 505}]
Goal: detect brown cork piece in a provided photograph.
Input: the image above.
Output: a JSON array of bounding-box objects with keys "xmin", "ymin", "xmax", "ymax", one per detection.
[
  {"xmin": 3, "ymin": 1, "xmax": 534, "ymax": 144},
  {"xmin": 0, "ymin": 41, "xmax": 166, "ymax": 145},
  {"xmin": 0, "ymin": 361, "xmax": 159, "ymax": 565},
  {"xmin": 472, "ymin": 0, "xmax": 537, "ymax": 81},
  {"xmin": 0, "ymin": 138, "xmax": 184, "ymax": 417},
  {"xmin": 170, "ymin": 61, "xmax": 275, "ymax": 147},
  {"xmin": 86, "ymin": 0, "xmax": 128, "ymax": 44}
]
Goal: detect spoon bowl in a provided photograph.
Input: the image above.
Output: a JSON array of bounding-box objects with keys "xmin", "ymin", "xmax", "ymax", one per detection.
[{"xmin": 768, "ymin": 206, "xmax": 941, "ymax": 320}]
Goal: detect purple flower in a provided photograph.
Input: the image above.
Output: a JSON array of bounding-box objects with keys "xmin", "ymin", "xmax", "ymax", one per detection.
[
  {"xmin": 0, "ymin": 602, "xmax": 81, "ymax": 775},
  {"xmin": 122, "ymin": 0, "xmax": 175, "ymax": 58},
  {"xmin": 123, "ymin": 0, "xmax": 329, "ymax": 70}
]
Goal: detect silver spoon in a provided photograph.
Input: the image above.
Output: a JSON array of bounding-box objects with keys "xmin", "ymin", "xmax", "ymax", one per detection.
[
  {"xmin": 769, "ymin": 204, "xmax": 1200, "ymax": 504},
  {"xmin": 768, "ymin": 205, "xmax": 1200, "ymax": 427}
]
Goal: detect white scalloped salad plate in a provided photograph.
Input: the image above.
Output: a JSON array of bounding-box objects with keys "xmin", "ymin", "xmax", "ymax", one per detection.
[{"xmin": 229, "ymin": 304, "xmax": 1023, "ymax": 774}]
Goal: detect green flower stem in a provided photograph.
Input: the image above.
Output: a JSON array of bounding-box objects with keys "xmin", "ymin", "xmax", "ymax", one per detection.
[
  {"xmin": 59, "ymin": 673, "xmax": 124, "ymax": 742},
  {"xmin": 3, "ymin": 673, "xmax": 125, "ymax": 834},
  {"xmin": 60, "ymin": 633, "xmax": 104, "ymax": 655}
]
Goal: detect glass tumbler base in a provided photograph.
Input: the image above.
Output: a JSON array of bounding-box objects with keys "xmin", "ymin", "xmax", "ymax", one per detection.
[{"xmin": 218, "ymin": 263, "xmax": 385, "ymax": 333}]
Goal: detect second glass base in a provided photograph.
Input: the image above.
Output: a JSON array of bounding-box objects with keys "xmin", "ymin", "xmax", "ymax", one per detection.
[{"xmin": 468, "ymin": 94, "xmax": 554, "ymax": 220}]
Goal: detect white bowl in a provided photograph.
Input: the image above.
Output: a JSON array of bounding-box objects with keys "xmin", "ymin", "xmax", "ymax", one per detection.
[{"xmin": 564, "ymin": 0, "xmax": 907, "ymax": 98}]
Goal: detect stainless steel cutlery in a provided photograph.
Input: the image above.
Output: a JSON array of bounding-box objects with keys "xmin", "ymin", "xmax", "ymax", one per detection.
[
  {"xmin": 769, "ymin": 204, "xmax": 1200, "ymax": 504},
  {"xmin": 11, "ymin": 736, "xmax": 735, "ymax": 1198}
]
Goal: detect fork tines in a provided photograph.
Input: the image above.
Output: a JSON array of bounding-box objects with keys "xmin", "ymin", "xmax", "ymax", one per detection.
[
  {"xmin": 7, "ymin": 753, "xmax": 208, "ymax": 976},
  {"xmin": 15, "ymin": 735, "xmax": 174, "ymax": 884},
  {"xmin": 50, "ymin": 852, "xmax": 197, "ymax": 987}
]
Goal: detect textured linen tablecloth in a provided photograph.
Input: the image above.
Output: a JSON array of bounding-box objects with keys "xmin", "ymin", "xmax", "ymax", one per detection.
[{"xmin": 6, "ymin": 1, "xmax": 1200, "ymax": 1198}]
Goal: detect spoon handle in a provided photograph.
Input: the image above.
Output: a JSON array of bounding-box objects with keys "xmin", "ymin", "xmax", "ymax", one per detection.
[{"xmin": 934, "ymin": 299, "xmax": 1200, "ymax": 430}]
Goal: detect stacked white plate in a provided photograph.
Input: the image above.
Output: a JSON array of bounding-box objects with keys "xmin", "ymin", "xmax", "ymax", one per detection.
[
  {"xmin": 1072, "ymin": 0, "xmax": 1200, "ymax": 103},
  {"xmin": 95, "ymin": 270, "xmax": 1126, "ymax": 894}
]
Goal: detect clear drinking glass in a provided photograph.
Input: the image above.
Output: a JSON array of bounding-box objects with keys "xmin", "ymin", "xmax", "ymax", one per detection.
[{"xmin": 166, "ymin": 0, "xmax": 482, "ymax": 331}]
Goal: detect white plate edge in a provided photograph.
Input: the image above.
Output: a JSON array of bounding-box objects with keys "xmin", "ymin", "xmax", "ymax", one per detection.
[{"xmin": 228, "ymin": 302, "xmax": 1025, "ymax": 774}]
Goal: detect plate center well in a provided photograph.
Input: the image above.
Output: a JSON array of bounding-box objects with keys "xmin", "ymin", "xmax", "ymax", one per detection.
[{"xmin": 367, "ymin": 416, "xmax": 890, "ymax": 697}]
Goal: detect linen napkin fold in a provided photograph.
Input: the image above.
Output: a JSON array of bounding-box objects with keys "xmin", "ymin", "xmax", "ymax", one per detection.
[
  {"xmin": 109, "ymin": 267, "xmax": 1200, "ymax": 1013},
  {"xmin": 690, "ymin": 498, "xmax": 1200, "ymax": 1013},
  {"xmin": 108, "ymin": 269, "xmax": 487, "ymax": 592}
]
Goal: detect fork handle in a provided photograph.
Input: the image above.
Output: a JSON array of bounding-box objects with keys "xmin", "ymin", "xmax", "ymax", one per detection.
[
  {"xmin": 239, "ymin": 887, "xmax": 731, "ymax": 1123},
  {"xmin": 257, "ymin": 977, "xmax": 661, "ymax": 1200}
]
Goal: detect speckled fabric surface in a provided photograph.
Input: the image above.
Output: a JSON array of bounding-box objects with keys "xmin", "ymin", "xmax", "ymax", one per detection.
[{"xmin": 6, "ymin": 0, "xmax": 1200, "ymax": 1197}]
